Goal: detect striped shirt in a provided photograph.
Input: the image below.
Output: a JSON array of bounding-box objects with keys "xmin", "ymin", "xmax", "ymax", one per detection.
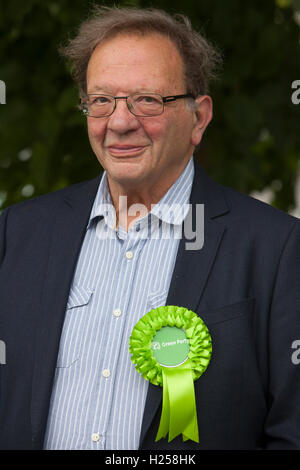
[{"xmin": 43, "ymin": 156, "xmax": 194, "ymax": 450}]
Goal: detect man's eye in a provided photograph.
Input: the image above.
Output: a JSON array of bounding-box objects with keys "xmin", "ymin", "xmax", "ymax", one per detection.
[
  {"xmin": 137, "ymin": 95, "xmax": 159, "ymax": 104},
  {"xmin": 91, "ymin": 96, "xmax": 110, "ymax": 105}
]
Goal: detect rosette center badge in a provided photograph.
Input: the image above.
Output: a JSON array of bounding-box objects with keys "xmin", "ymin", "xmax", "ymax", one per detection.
[
  {"xmin": 129, "ymin": 305, "xmax": 212, "ymax": 443},
  {"xmin": 151, "ymin": 326, "xmax": 190, "ymax": 367}
]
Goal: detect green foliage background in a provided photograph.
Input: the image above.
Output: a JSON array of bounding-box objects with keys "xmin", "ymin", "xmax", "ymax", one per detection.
[{"xmin": 0, "ymin": 0, "xmax": 300, "ymax": 212}]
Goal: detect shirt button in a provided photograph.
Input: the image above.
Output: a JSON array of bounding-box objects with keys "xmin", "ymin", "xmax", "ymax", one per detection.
[
  {"xmin": 113, "ymin": 308, "xmax": 122, "ymax": 317},
  {"xmin": 126, "ymin": 250, "xmax": 133, "ymax": 260},
  {"xmin": 92, "ymin": 433, "xmax": 100, "ymax": 442},
  {"xmin": 102, "ymin": 369, "xmax": 111, "ymax": 378}
]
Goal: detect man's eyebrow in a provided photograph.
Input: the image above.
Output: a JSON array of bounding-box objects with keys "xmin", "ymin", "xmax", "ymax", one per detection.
[
  {"xmin": 87, "ymin": 85, "xmax": 110, "ymax": 94},
  {"xmin": 87, "ymin": 85, "xmax": 162, "ymax": 94}
]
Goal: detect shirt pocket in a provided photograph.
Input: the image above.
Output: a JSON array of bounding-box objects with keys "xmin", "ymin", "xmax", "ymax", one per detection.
[{"xmin": 56, "ymin": 284, "xmax": 94, "ymax": 368}]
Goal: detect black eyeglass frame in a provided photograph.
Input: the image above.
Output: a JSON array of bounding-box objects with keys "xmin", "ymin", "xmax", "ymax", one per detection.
[{"xmin": 79, "ymin": 92, "xmax": 195, "ymax": 118}]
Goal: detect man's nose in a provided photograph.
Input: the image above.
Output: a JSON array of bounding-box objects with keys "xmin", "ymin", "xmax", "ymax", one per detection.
[{"xmin": 107, "ymin": 98, "xmax": 140, "ymax": 133}]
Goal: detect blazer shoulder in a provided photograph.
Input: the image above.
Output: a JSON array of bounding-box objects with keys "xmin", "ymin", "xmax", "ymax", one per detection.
[
  {"xmin": 192, "ymin": 163, "xmax": 299, "ymax": 233},
  {"xmin": 219, "ymin": 183, "xmax": 300, "ymax": 241},
  {"xmin": 1, "ymin": 175, "xmax": 101, "ymax": 217}
]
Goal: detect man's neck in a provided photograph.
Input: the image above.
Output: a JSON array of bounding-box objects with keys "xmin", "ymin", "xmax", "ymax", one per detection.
[{"xmin": 106, "ymin": 165, "xmax": 188, "ymax": 231}]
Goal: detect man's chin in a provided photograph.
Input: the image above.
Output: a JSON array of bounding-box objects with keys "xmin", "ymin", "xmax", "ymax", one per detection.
[{"xmin": 107, "ymin": 165, "xmax": 149, "ymax": 186}]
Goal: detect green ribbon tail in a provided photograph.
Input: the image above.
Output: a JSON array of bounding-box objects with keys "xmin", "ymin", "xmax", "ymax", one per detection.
[{"xmin": 155, "ymin": 359, "xmax": 199, "ymax": 443}]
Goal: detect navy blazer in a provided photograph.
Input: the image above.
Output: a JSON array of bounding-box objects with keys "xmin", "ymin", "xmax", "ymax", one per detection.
[{"xmin": 0, "ymin": 163, "xmax": 300, "ymax": 450}]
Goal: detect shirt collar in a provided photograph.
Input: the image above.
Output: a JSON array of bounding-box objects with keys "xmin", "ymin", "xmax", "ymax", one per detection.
[
  {"xmin": 86, "ymin": 170, "xmax": 113, "ymax": 231},
  {"xmin": 150, "ymin": 156, "xmax": 194, "ymax": 225},
  {"xmin": 86, "ymin": 156, "xmax": 195, "ymax": 231}
]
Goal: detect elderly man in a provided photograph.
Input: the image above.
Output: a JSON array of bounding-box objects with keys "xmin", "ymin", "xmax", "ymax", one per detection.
[{"xmin": 0, "ymin": 7, "xmax": 300, "ymax": 450}]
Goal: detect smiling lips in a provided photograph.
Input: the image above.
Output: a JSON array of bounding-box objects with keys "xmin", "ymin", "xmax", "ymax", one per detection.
[{"xmin": 107, "ymin": 144, "xmax": 148, "ymax": 156}]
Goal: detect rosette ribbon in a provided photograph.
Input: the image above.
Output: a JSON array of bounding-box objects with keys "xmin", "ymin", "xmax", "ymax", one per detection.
[{"xmin": 129, "ymin": 305, "xmax": 212, "ymax": 443}]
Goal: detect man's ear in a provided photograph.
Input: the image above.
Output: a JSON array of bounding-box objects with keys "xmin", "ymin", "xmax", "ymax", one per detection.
[{"xmin": 190, "ymin": 95, "xmax": 213, "ymax": 146}]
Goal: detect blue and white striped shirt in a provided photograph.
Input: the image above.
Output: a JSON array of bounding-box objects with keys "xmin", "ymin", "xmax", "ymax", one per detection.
[{"xmin": 43, "ymin": 156, "xmax": 194, "ymax": 450}]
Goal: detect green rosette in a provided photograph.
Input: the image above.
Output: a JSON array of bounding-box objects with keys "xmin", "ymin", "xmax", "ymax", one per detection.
[{"xmin": 129, "ymin": 305, "xmax": 212, "ymax": 443}]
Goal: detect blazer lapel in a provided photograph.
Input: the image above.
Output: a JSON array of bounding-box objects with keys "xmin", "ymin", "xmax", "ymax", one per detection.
[
  {"xmin": 30, "ymin": 176, "xmax": 101, "ymax": 448},
  {"xmin": 139, "ymin": 163, "xmax": 229, "ymax": 447}
]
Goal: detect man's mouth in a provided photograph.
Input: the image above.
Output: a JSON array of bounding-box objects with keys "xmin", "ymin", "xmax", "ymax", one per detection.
[{"xmin": 107, "ymin": 145, "xmax": 148, "ymax": 156}]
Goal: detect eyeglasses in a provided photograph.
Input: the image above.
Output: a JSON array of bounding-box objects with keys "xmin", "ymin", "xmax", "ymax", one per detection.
[{"xmin": 79, "ymin": 92, "xmax": 195, "ymax": 118}]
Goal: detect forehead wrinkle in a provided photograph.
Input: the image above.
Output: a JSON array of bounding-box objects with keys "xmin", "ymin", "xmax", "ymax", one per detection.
[{"xmin": 87, "ymin": 34, "xmax": 186, "ymax": 95}]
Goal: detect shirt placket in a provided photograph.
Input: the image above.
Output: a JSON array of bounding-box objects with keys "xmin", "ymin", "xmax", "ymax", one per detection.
[{"xmin": 90, "ymin": 223, "xmax": 147, "ymax": 449}]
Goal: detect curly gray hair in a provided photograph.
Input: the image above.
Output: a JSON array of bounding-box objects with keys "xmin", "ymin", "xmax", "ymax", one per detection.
[{"xmin": 60, "ymin": 6, "xmax": 222, "ymax": 97}]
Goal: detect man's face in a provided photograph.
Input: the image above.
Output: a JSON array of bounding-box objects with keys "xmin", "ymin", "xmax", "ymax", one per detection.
[{"xmin": 86, "ymin": 33, "xmax": 206, "ymax": 192}]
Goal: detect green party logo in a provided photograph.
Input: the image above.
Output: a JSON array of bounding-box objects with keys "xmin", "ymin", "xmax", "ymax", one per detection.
[{"xmin": 151, "ymin": 326, "xmax": 190, "ymax": 367}]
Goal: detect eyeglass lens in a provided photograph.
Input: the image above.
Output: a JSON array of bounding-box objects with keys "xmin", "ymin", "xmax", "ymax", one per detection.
[{"xmin": 85, "ymin": 93, "xmax": 164, "ymax": 117}]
